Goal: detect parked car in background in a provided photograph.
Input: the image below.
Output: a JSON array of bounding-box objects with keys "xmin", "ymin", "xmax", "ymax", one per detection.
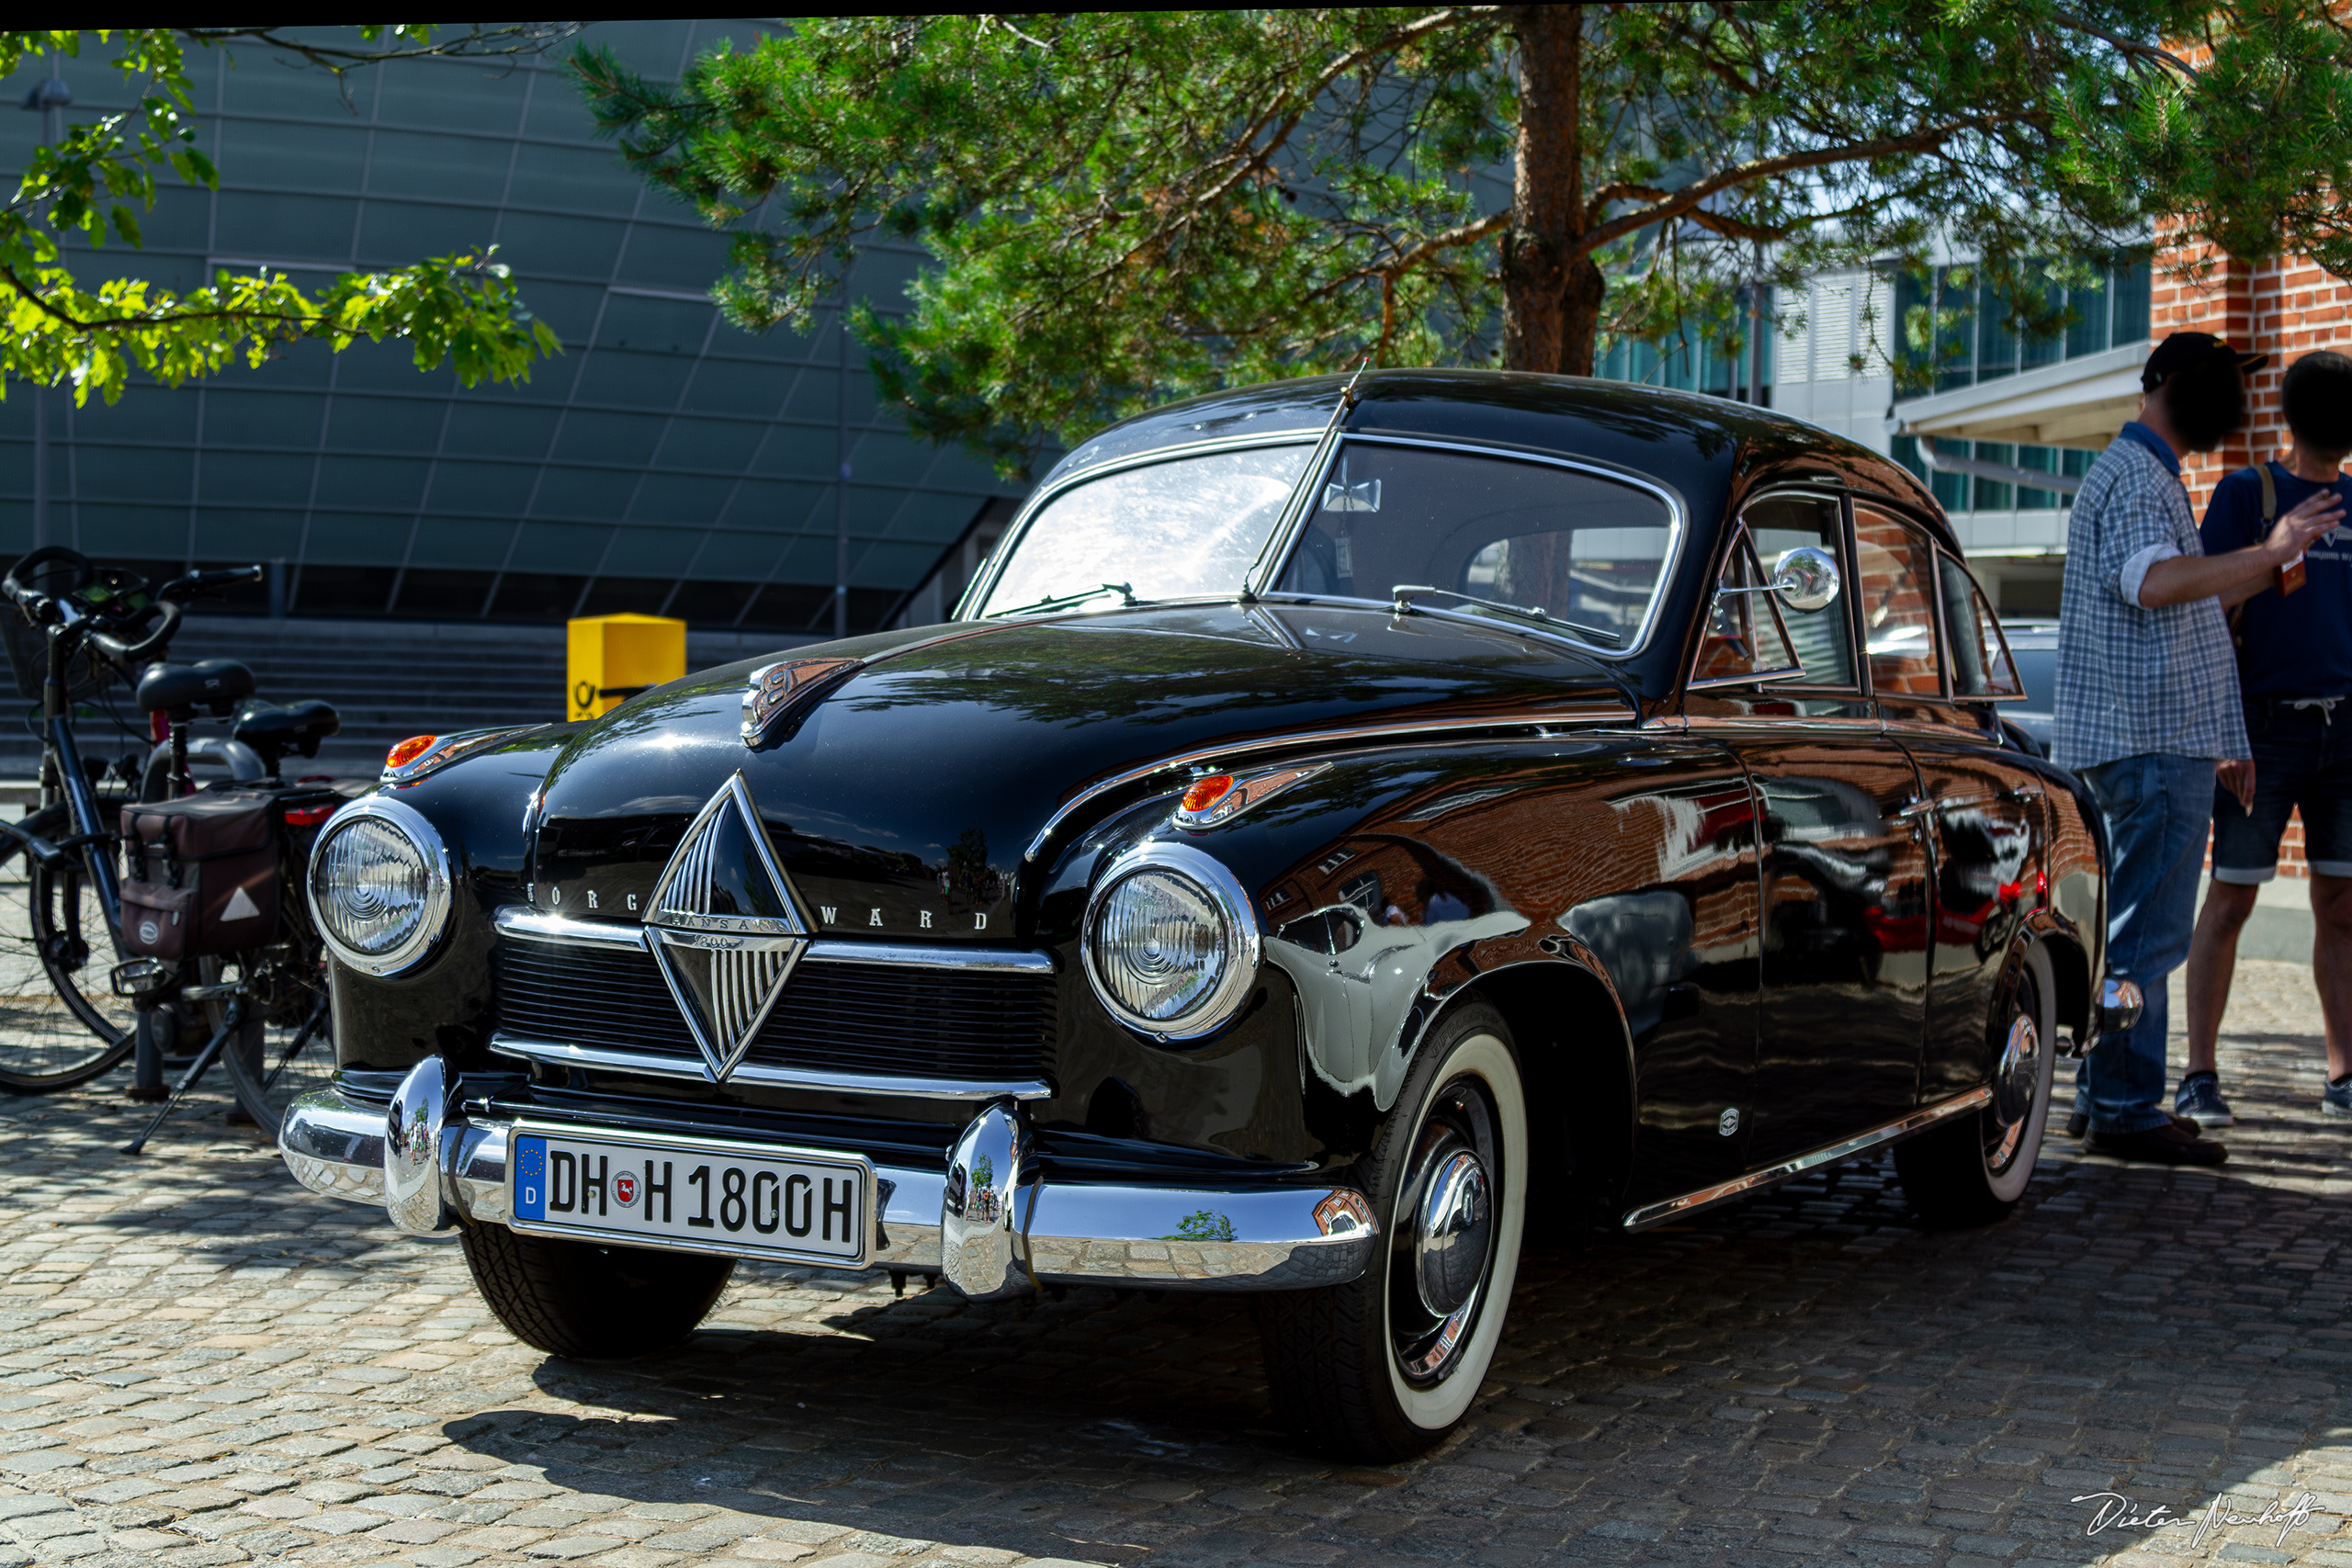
[
  {"xmin": 279, "ymin": 370, "xmax": 2129, "ymax": 1460},
  {"xmin": 1999, "ymin": 619, "xmax": 2060, "ymax": 758}
]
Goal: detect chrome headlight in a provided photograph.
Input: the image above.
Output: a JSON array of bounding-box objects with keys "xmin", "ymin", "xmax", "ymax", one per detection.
[
  {"xmin": 306, "ymin": 796, "xmax": 454, "ymax": 976},
  {"xmin": 1081, "ymin": 842, "xmax": 1261, "ymax": 1041}
]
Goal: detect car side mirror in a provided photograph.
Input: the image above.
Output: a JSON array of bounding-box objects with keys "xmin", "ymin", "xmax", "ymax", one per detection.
[{"xmin": 1769, "ymin": 547, "xmax": 1840, "ymax": 614}]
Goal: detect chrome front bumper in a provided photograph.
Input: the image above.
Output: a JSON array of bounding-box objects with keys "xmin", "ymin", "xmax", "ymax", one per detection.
[{"xmin": 279, "ymin": 1070, "xmax": 1378, "ymax": 1299}]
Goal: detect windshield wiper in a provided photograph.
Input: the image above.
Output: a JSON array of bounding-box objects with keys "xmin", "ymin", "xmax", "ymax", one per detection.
[
  {"xmin": 1390, "ymin": 584, "xmax": 1623, "ymax": 648},
  {"xmin": 989, "ymin": 581, "xmax": 1138, "ymax": 617}
]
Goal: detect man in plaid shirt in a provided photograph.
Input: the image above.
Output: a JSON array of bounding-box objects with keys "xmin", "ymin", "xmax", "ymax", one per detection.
[{"xmin": 2054, "ymin": 333, "xmax": 2342, "ymax": 1164}]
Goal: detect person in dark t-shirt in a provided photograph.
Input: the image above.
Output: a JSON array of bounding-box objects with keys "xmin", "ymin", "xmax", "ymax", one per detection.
[{"xmin": 2185, "ymin": 350, "xmax": 2352, "ymax": 1125}]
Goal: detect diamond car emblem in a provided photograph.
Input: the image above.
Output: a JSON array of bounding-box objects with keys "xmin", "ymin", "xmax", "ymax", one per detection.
[
  {"xmin": 741, "ymin": 657, "xmax": 859, "ymax": 747},
  {"xmin": 643, "ymin": 773, "xmax": 809, "ymax": 1081}
]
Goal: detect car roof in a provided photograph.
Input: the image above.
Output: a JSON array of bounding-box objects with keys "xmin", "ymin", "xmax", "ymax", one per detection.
[
  {"xmin": 1042, "ymin": 367, "xmax": 1947, "ymax": 547},
  {"xmin": 1032, "ymin": 367, "xmax": 1955, "ymax": 698}
]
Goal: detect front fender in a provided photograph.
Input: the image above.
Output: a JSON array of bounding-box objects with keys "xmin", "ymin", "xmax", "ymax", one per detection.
[{"xmin": 328, "ymin": 727, "xmax": 580, "ymax": 1075}]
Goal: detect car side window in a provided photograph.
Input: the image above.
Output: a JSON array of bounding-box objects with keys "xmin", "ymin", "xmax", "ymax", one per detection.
[
  {"xmin": 1689, "ymin": 525, "xmax": 1802, "ymax": 686},
  {"xmin": 1939, "ymin": 554, "xmax": 2026, "ymax": 699},
  {"xmin": 1743, "ymin": 495, "xmax": 1856, "ymax": 688},
  {"xmin": 1850, "ymin": 505, "xmax": 1946, "ymax": 697}
]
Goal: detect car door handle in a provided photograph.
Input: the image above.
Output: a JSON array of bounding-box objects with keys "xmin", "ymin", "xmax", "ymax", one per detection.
[
  {"xmin": 1893, "ymin": 797, "xmax": 1936, "ymax": 820},
  {"xmin": 1999, "ymin": 784, "xmax": 2044, "ymax": 804}
]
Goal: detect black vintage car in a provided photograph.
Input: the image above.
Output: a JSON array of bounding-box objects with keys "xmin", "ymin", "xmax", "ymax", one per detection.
[{"xmin": 282, "ymin": 370, "xmax": 2132, "ymax": 1460}]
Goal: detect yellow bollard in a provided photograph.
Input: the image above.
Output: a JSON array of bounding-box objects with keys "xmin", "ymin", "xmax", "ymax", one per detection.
[{"xmin": 567, "ymin": 613, "xmax": 686, "ymax": 721}]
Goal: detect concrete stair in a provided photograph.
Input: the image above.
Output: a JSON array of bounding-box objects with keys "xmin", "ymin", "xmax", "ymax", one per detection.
[{"xmin": 0, "ymin": 615, "xmax": 820, "ymax": 781}]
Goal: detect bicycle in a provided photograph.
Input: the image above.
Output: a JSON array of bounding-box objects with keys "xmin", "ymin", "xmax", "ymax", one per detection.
[{"xmin": 0, "ymin": 547, "xmax": 353, "ymax": 1145}]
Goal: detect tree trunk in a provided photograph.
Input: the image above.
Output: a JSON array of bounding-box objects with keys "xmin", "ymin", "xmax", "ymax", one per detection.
[{"xmin": 1501, "ymin": 5, "xmax": 1600, "ymax": 376}]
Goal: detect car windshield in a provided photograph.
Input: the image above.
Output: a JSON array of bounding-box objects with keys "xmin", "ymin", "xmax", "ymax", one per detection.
[
  {"xmin": 1275, "ymin": 441, "xmax": 1676, "ymax": 650},
  {"xmin": 976, "ymin": 445, "xmax": 1311, "ymax": 615}
]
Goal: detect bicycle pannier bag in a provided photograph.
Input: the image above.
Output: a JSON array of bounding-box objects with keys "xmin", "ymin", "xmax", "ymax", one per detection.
[{"xmin": 119, "ymin": 792, "xmax": 281, "ymax": 959}]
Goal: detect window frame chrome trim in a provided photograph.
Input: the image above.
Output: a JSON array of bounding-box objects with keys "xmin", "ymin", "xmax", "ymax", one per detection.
[
  {"xmin": 956, "ymin": 433, "xmax": 1323, "ymax": 620},
  {"xmin": 488, "ymin": 1032, "xmax": 1055, "ymax": 1101},
  {"xmin": 1684, "ymin": 518, "xmax": 1809, "ymax": 691},
  {"xmin": 1708, "ymin": 486, "xmax": 1870, "ymax": 700},
  {"xmin": 308, "ymin": 795, "xmax": 455, "ymax": 978},
  {"xmin": 492, "ymin": 907, "xmax": 1056, "ymax": 971},
  {"xmin": 1243, "ymin": 432, "xmax": 1690, "ymax": 661},
  {"xmin": 1934, "ymin": 546, "xmax": 2031, "ymax": 705}
]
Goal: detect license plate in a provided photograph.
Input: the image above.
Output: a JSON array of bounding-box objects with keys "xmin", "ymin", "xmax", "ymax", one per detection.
[{"xmin": 506, "ymin": 1123, "xmax": 872, "ymax": 1268}]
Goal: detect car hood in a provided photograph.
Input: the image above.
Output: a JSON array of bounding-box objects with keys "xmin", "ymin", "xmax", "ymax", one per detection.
[{"xmin": 522, "ymin": 602, "xmax": 1629, "ymax": 937}]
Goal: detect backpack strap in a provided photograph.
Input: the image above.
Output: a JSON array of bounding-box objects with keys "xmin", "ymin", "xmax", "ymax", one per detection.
[{"xmin": 2227, "ymin": 462, "xmax": 2279, "ymax": 655}]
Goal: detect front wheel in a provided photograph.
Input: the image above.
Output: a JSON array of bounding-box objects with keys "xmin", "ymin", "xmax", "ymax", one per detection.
[
  {"xmin": 215, "ymin": 950, "xmax": 334, "ymax": 1139},
  {"xmin": 1894, "ymin": 942, "xmax": 2056, "ymax": 1227},
  {"xmin": 1255, "ymin": 1002, "xmax": 1527, "ymax": 1461},
  {"xmin": 458, "ymin": 1220, "xmax": 736, "ymax": 1359},
  {"xmin": 0, "ymin": 804, "xmax": 136, "ymax": 1093}
]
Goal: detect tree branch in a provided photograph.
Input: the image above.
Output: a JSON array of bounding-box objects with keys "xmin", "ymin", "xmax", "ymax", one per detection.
[
  {"xmin": 1577, "ymin": 117, "xmax": 2015, "ymax": 255},
  {"xmin": 2043, "ymin": 9, "xmax": 2199, "ymax": 77}
]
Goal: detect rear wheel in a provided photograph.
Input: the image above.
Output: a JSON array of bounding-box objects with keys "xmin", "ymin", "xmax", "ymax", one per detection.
[
  {"xmin": 458, "ymin": 1220, "xmax": 736, "ymax": 1359},
  {"xmin": 1894, "ymin": 942, "xmax": 2056, "ymax": 1227},
  {"xmin": 0, "ymin": 805, "xmax": 135, "ymax": 1092},
  {"xmin": 1256, "ymin": 1002, "xmax": 1526, "ymax": 1461}
]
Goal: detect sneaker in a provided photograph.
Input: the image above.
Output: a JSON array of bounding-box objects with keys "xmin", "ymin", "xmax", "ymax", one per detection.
[
  {"xmin": 2175, "ymin": 1072, "xmax": 2234, "ymax": 1128},
  {"xmin": 2088, "ymin": 1121, "xmax": 2227, "ymax": 1166},
  {"xmin": 2324, "ymin": 1076, "xmax": 2352, "ymax": 1116}
]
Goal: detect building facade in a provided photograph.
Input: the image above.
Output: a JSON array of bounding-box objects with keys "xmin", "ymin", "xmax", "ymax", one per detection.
[{"xmin": 0, "ymin": 24, "xmax": 1019, "ymax": 637}]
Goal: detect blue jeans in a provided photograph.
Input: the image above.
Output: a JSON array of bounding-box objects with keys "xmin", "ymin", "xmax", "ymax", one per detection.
[{"xmin": 2074, "ymin": 753, "xmax": 2213, "ymax": 1134}]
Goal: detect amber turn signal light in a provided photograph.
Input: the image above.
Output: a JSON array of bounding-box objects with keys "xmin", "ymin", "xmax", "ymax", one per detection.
[
  {"xmin": 1181, "ymin": 773, "xmax": 1235, "ymax": 814},
  {"xmin": 384, "ymin": 735, "xmax": 437, "ymax": 770}
]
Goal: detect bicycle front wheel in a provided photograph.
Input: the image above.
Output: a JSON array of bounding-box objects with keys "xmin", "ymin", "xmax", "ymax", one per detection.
[
  {"xmin": 0, "ymin": 804, "xmax": 137, "ymax": 1092},
  {"xmin": 217, "ymin": 949, "xmax": 334, "ymax": 1140}
]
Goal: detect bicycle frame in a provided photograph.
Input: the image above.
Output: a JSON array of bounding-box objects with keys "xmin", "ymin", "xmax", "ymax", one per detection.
[{"xmin": 40, "ymin": 605, "xmax": 123, "ymax": 941}]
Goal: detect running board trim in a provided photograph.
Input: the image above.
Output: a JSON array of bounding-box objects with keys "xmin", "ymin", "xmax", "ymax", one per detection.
[{"xmin": 1620, "ymin": 1086, "xmax": 1994, "ymax": 1231}]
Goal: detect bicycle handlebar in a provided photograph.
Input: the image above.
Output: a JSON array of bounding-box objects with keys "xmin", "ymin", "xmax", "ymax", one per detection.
[
  {"xmin": 86, "ymin": 599, "xmax": 182, "ymax": 666},
  {"xmin": 158, "ymin": 565, "xmax": 265, "ymax": 602},
  {"xmin": 4, "ymin": 547, "xmax": 96, "ymax": 613}
]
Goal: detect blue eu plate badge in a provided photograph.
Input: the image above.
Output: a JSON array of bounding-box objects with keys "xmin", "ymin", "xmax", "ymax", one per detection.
[{"xmin": 513, "ymin": 1135, "xmax": 548, "ymax": 1221}]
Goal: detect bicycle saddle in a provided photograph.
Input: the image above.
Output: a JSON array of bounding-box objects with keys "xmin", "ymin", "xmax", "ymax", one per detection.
[
  {"xmin": 232, "ymin": 698, "xmax": 340, "ymax": 761},
  {"xmin": 136, "ymin": 659, "xmax": 256, "ymax": 716}
]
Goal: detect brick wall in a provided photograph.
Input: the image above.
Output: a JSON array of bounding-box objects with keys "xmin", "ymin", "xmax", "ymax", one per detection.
[{"xmin": 2154, "ymin": 238, "xmax": 2352, "ymax": 880}]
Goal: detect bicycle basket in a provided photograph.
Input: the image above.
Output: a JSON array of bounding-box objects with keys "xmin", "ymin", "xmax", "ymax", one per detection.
[{"xmin": 1, "ymin": 603, "xmax": 120, "ymax": 704}]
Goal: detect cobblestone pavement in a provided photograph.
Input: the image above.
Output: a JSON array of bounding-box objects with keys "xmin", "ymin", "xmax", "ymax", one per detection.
[{"xmin": 4, "ymin": 961, "xmax": 2352, "ymax": 1568}]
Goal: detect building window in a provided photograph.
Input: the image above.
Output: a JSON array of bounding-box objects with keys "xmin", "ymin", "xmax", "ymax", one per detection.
[{"xmin": 1895, "ymin": 254, "xmax": 2151, "ymax": 391}]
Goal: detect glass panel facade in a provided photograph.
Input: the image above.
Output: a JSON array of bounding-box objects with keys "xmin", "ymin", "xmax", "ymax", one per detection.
[
  {"xmin": 0, "ymin": 24, "xmax": 1016, "ymax": 632},
  {"xmin": 1895, "ymin": 257, "xmax": 2151, "ymax": 391}
]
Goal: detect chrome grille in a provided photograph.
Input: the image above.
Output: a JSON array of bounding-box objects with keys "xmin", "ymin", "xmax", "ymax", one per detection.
[{"xmin": 497, "ymin": 935, "xmax": 1056, "ymax": 1084}]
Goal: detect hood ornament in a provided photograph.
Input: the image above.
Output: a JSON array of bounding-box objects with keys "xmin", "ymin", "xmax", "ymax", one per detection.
[
  {"xmin": 741, "ymin": 657, "xmax": 859, "ymax": 746},
  {"xmin": 643, "ymin": 772, "xmax": 809, "ymax": 1081}
]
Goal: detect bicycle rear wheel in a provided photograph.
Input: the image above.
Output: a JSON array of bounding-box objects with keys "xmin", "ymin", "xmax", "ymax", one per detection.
[
  {"xmin": 217, "ymin": 949, "xmax": 334, "ymax": 1140},
  {"xmin": 0, "ymin": 804, "xmax": 137, "ymax": 1092}
]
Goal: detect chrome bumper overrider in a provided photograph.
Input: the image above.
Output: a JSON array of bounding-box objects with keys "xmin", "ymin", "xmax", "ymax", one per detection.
[{"xmin": 278, "ymin": 1072, "xmax": 1379, "ymax": 1299}]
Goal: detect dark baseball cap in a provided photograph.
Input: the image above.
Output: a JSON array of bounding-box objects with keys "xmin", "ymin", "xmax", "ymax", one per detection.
[{"xmin": 2142, "ymin": 331, "xmax": 2267, "ymax": 389}]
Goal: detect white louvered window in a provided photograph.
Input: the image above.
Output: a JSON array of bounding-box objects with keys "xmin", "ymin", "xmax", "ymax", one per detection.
[
  {"xmin": 1775, "ymin": 289, "xmax": 1813, "ymax": 385},
  {"xmin": 1813, "ymin": 277, "xmax": 1856, "ymax": 380}
]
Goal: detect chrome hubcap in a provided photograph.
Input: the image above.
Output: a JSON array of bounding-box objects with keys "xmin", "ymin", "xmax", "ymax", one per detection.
[
  {"xmin": 1390, "ymin": 1081, "xmax": 1498, "ymax": 1385},
  {"xmin": 1412, "ymin": 1141, "xmax": 1491, "ymax": 1317},
  {"xmin": 1988, "ymin": 1011, "xmax": 2040, "ymax": 1168}
]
